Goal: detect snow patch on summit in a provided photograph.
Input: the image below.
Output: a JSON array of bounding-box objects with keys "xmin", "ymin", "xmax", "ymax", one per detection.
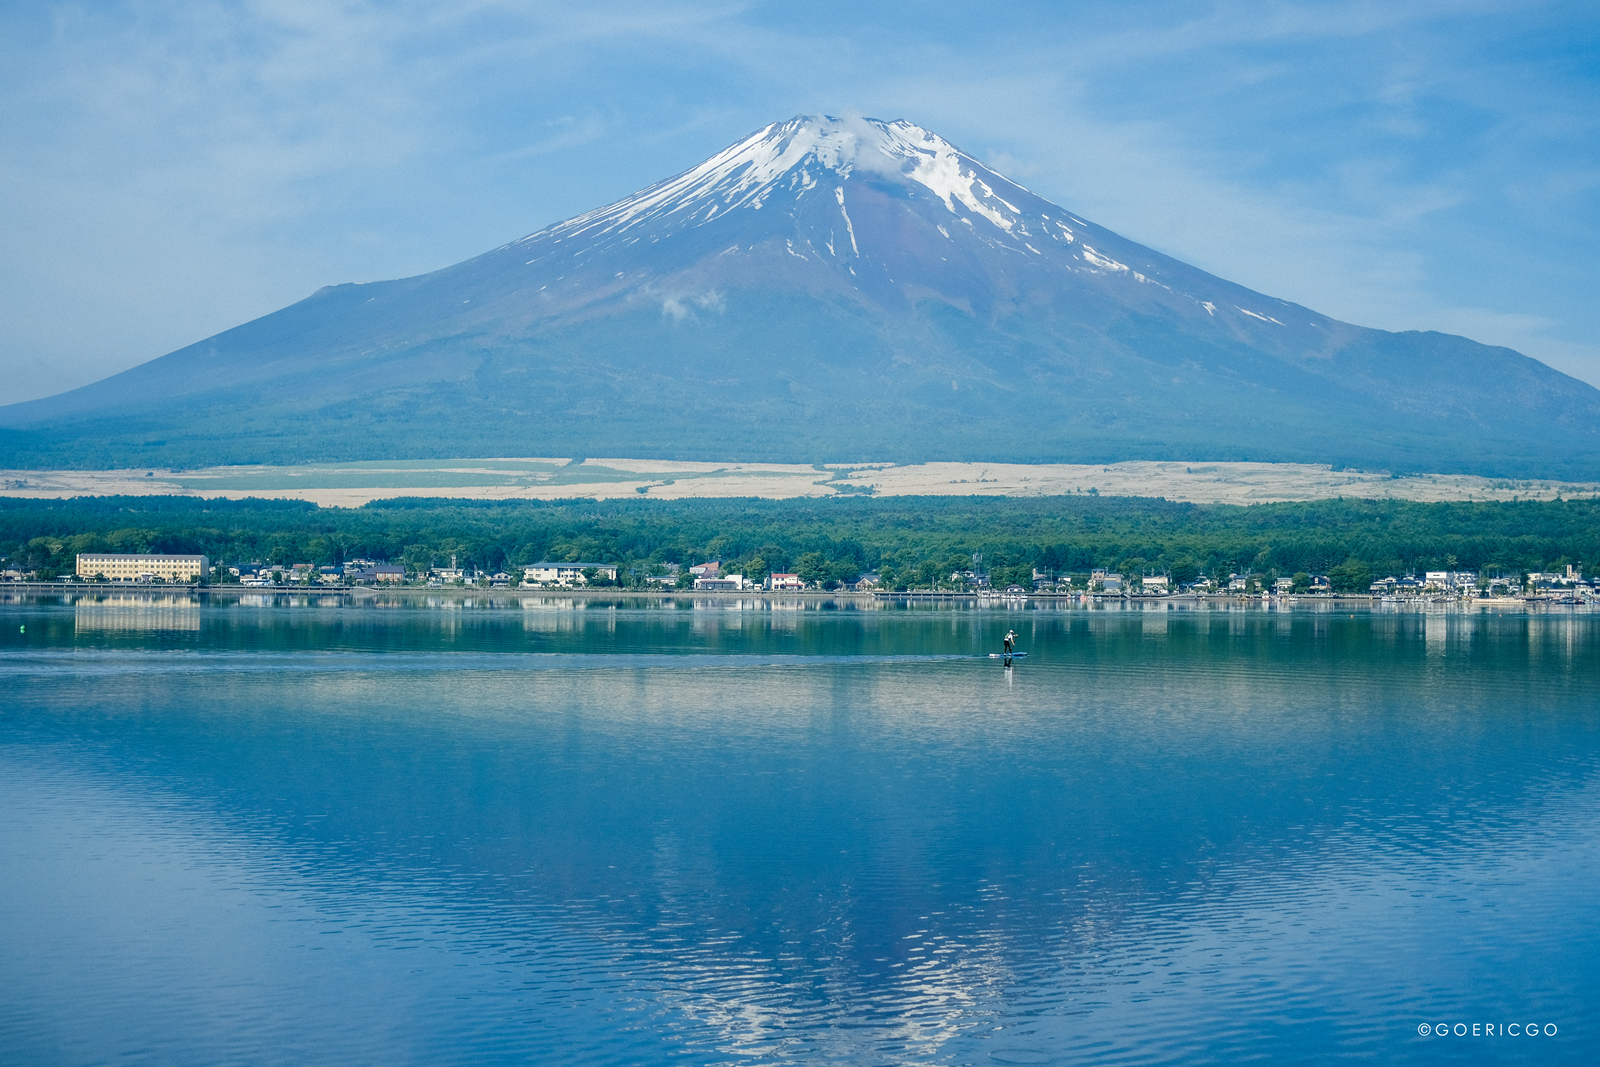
[{"xmin": 869, "ymin": 121, "xmax": 1023, "ymax": 233}]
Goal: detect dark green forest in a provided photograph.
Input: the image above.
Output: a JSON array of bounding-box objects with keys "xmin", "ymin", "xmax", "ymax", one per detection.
[{"xmin": 3, "ymin": 494, "xmax": 1597, "ymax": 591}]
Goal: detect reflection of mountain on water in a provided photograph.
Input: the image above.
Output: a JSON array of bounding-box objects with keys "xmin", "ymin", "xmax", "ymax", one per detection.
[
  {"xmin": 6, "ymin": 602, "xmax": 1598, "ymax": 1065},
  {"xmin": 74, "ymin": 595, "xmax": 201, "ymax": 631}
]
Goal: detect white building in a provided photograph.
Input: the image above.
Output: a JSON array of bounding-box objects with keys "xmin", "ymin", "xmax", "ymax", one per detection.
[
  {"xmin": 523, "ymin": 562, "xmax": 618, "ymax": 586},
  {"xmin": 768, "ymin": 573, "xmax": 804, "ymax": 591},
  {"xmin": 1527, "ymin": 565, "xmax": 1584, "ymax": 588},
  {"xmin": 694, "ymin": 574, "xmax": 746, "ymax": 591},
  {"xmin": 76, "ymin": 553, "xmax": 209, "ymax": 583},
  {"xmin": 1424, "ymin": 570, "xmax": 1476, "ymax": 590}
]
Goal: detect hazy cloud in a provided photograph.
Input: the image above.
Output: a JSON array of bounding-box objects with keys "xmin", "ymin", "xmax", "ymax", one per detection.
[{"xmin": 662, "ymin": 291, "xmax": 726, "ymax": 321}]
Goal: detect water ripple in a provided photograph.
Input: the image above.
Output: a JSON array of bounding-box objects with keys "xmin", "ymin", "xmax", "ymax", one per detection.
[{"xmin": 3, "ymin": 604, "xmax": 1597, "ymax": 1065}]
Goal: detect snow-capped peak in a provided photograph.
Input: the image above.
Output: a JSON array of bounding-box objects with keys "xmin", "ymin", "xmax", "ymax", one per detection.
[{"xmin": 524, "ymin": 115, "xmax": 1033, "ymax": 247}]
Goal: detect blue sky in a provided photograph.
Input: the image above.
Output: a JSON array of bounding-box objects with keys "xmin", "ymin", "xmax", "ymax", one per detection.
[{"xmin": 1, "ymin": 0, "xmax": 1596, "ymax": 405}]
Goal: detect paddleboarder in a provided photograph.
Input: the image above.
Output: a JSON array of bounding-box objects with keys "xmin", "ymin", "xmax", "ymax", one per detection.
[{"xmin": 1003, "ymin": 630, "xmax": 1016, "ymax": 655}]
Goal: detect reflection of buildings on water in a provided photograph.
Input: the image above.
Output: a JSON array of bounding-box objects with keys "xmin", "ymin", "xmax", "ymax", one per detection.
[
  {"xmin": 74, "ymin": 595, "xmax": 201, "ymax": 631},
  {"xmin": 1426, "ymin": 610, "xmax": 1448, "ymax": 656},
  {"xmin": 522, "ymin": 611, "xmax": 582, "ymax": 633},
  {"xmin": 690, "ymin": 597, "xmax": 769, "ymax": 612},
  {"xmin": 521, "ymin": 597, "xmax": 608, "ymax": 633}
]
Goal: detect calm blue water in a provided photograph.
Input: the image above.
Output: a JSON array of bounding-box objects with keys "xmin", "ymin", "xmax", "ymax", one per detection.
[{"xmin": 2, "ymin": 594, "xmax": 1596, "ymax": 1065}]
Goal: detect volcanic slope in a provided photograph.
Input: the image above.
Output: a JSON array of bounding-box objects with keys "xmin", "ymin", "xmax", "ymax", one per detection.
[{"xmin": 4, "ymin": 115, "xmax": 1597, "ymax": 476}]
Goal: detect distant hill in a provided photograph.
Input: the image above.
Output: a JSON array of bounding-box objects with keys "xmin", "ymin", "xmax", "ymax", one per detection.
[{"xmin": 4, "ymin": 115, "xmax": 1597, "ymax": 477}]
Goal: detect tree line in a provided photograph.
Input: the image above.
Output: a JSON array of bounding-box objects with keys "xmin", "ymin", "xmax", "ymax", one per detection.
[{"xmin": 2, "ymin": 494, "xmax": 1597, "ymax": 591}]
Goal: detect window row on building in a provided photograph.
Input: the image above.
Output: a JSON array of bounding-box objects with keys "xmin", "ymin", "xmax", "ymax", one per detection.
[{"xmin": 75, "ymin": 554, "xmax": 210, "ymax": 583}]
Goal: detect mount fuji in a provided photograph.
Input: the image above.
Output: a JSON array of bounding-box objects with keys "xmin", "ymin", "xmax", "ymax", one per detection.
[{"xmin": 4, "ymin": 115, "xmax": 1598, "ymax": 476}]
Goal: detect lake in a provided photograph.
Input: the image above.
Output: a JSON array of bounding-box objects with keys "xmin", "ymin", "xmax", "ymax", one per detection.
[{"xmin": 2, "ymin": 593, "xmax": 1596, "ymax": 1065}]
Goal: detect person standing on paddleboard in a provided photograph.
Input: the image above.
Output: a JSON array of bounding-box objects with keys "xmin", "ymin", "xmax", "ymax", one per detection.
[{"xmin": 1004, "ymin": 630, "xmax": 1017, "ymax": 655}]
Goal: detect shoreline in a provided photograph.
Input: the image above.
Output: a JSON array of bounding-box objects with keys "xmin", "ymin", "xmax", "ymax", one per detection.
[{"xmin": 1, "ymin": 583, "xmax": 1582, "ymax": 611}]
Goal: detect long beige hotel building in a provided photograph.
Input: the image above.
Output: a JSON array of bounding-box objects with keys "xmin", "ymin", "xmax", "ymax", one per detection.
[{"xmin": 76, "ymin": 553, "xmax": 209, "ymax": 583}]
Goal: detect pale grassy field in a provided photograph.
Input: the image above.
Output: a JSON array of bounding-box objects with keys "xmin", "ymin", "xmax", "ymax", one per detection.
[{"xmin": 4, "ymin": 458, "xmax": 1596, "ymax": 507}]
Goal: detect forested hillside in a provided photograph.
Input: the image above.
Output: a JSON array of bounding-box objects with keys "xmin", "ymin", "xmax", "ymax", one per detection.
[{"xmin": 4, "ymin": 495, "xmax": 1596, "ymax": 591}]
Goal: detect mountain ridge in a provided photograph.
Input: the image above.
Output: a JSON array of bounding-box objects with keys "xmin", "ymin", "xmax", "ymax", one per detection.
[{"xmin": 3, "ymin": 115, "xmax": 1597, "ymax": 477}]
